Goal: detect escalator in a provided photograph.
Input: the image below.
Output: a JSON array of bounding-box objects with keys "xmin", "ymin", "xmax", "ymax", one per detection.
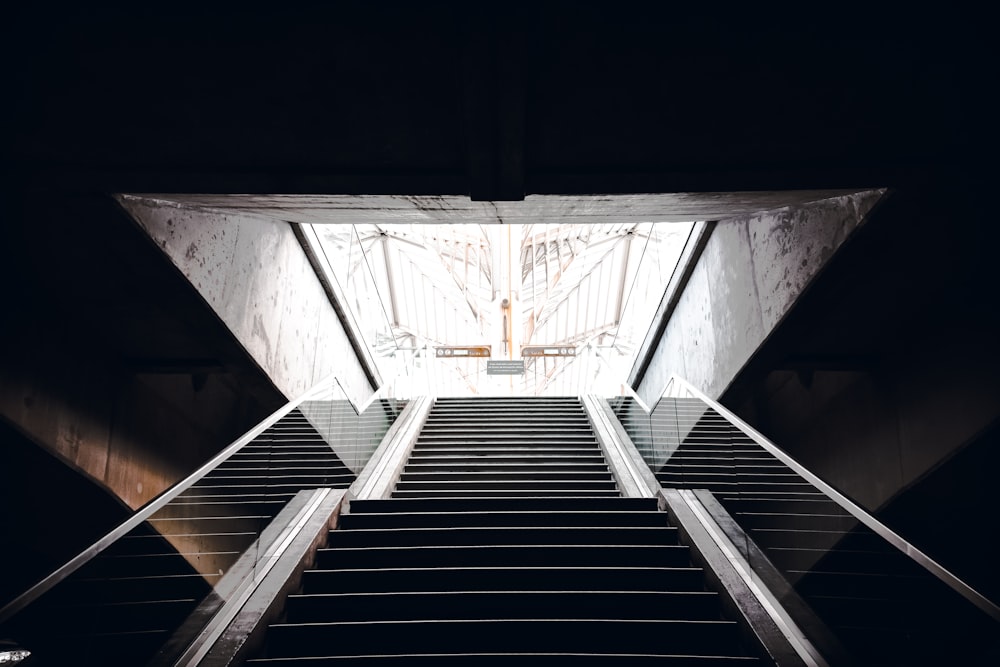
[{"xmin": 246, "ymin": 397, "xmax": 765, "ymax": 665}]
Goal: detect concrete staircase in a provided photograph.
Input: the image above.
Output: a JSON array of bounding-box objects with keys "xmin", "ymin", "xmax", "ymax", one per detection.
[{"xmin": 248, "ymin": 397, "xmax": 762, "ymax": 665}]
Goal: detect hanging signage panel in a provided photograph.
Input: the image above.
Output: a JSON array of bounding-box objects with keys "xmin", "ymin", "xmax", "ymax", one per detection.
[
  {"xmin": 487, "ymin": 360, "xmax": 525, "ymax": 375},
  {"xmin": 522, "ymin": 345, "xmax": 576, "ymax": 357},
  {"xmin": 435, "ymin": 346, "xmax": 491, "ymax": 358}
]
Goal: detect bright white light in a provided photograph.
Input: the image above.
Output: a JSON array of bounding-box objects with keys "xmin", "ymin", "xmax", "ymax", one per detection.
[
  {"xmin": 0, "ymin": 650, "xmax": 31, "ymax": 665},
  {"xmin": 310, "ymin": 218, "xmax": 694, "ymax": 396}
]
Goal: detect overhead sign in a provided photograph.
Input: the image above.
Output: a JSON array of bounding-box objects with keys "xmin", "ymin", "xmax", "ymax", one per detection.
[
  {"xmin": 435, "ymin": 346, "xmax": 491, "ymax": 358},
  {"xmin": 487, "ymin": 360, "xmax": 525, "ymax": 375},
  {"xmin": 521, "ymin": 345, "xmax": 576, "ymax": 357}
]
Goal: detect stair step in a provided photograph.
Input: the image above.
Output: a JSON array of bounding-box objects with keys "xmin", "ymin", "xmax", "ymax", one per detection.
[
  {"xmin": 348, "ymin": 497, "xmax": 659, "ymax": 513},
  {"xmin": 792, "ymin": 569, "xmax": 931, "ymax": 598},
  {"xmin": 408, "ymin": 454, "xmax": 608, "ymax": 462},
  {"xmin": 394, "ymin": 480, "xmax": 617, "ymax": 491},
  {"xmin": 285, "ymin": 590, "xmax": 723, "ymax": 622},
  {"xmin": 392, "ymin": 489, "xmax": 623, "ymax": 498},
  {"xmin": 249, "ymin": 653, "xmax": 759, "ymax": 665},
  {"xmin": 404, "ymin": 463, "xmax": 610, "ymax": 472},
  {"xmin": 58, "ymin": 572, "xmax": 215, "ymax": 602},
  {"xmin": 324, "ymin": 526, "xmax": 679, "ymax": 548},
  {"xmin": 39, "ymin": 597, "xmax": 200, "ymax": 632},
  {"xmin": 301, "ymin": 566, "xmax": 707, "ymax": 593},
  {"xmin": 748, "ymin": 528, "xmax": 888, "ymax": 552},
  {"xmin": 81, "ymin": 551, "xmax": 236, "ymax": 578},
  {"xmin": 338, "ymin": 510, "xmax": 669, "ymax": 529},
  {"xmin": 762, "ymin": 546, "xmax": 909, "ymax": 574},
  {"xmin": 115, "ymin": 531, "xmax": 258, "ymax": 555},
  {"xmin": 397, "ymin": 471, "xmax": 613, "ymax": 482},
  {"xmin": 410, "ymin": 447, "xmax": 603, "ymax": 455},
  {"xmin": 315, "ymin": 544, "xmax": 692, "ymax": 569},
  {"xmin": 731, "ymin": 512, "xmax": 861, "ymax": 532},
  {"xmin": 264, "ymin": 619, "xmax": 744, "ymax": 657}
]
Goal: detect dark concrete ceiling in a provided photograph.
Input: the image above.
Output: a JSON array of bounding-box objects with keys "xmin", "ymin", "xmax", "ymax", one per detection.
[
  {"xmin": 4, "ymin": 3, "xmax": 994, "ymax": 200},
  {"xmin": 3, "ymin": 1, "xmax": 996, "ymax": 423}
]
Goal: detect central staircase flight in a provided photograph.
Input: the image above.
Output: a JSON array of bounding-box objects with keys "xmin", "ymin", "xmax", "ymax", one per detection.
[{"xmin": 247, "ymin": 396, "xmax": 764, "ymax": 665}]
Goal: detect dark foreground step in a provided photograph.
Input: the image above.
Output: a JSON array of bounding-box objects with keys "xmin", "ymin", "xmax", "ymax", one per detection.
[
  {"xmin": 285, "ymin": 590, "xmax": 724, "ymax": 622},
  {"xmin": 394, "ymin": 480, "xmax": 617, "ymax": 492},
  {"xmin": 315, "ymin": 544, "xmax": 692, "ymax": 569},
  {"xmin": 301, "ymin": 567, "xmax": 707, "ymax": 593},
  {"xmin": 324, "ymin": 526, "xmax": 678, "ymax": 548},
  {"xmin": 249, "ymin": 654, "xmax": 759, "ymax": 666},
  {"xmin": 338, "ymin": 510, "xmax": 669, "ymax": 529},
  {"xmin": 347, "ymin": 497, "xmax": 658, "ymax": 513},
  {"xmin": 393, "ymin": 489, "xmax": 622, "ymax": 498},
  {"xmin": 264, "ymin": 619, "xmax": 745, "ymax": 657}
]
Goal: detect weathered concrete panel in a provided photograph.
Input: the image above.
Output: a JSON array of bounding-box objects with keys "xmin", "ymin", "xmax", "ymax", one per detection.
[
  {"xmin": 892, "ymin": 327, "xmax": 1000, "ymax": 489},
  {"xmin": 764, "ymin": 371, "xmax": 905, "ymax": 510},
  {"xmin": 749, "ymin": 193, "xmax": 872, "ymax": 332},
  {"xmin": 747, "ymin": 328, "xmax": 1000, "ymax": 513},
  {"xmin": 635, "ymin": 190, "xmax": 884, "ymax": 403},
  {"xmin": 637, "ymin": 315, "xmax": 688, "ymax": 407},
  {"xmin": 674, "ymin": 258, "xmax": 716, "ymax": 397},
  {"xmin": 140, "ymin": 191, "xmax": 865, "ymax": 226},
  {"xmin": 119, "ymin": 196, "xmax": 374, "ymax": 405},
  {"xmin": 703, "ymin": 219, "xmax": 765, "ymax": 393}
]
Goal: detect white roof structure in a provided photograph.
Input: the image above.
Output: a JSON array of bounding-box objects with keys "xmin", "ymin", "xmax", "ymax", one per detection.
[{"xmin": 312, "ymin": 220, "xmax": 694, "ymax": 396}]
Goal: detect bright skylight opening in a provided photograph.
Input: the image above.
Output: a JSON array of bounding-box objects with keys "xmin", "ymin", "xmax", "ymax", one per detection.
[{"xmin": 310, "ymin": 220, "xmax": 694, "ymax": 396}]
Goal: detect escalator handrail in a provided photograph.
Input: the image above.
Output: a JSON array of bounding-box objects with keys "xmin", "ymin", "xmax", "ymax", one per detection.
[
  {"xmin": 0, "ymin": 372, "xmax": 361, "ymax": 625},
  {"xmin": 615, "ymin": 373, "xmax": 1000, "ymax": 622}
]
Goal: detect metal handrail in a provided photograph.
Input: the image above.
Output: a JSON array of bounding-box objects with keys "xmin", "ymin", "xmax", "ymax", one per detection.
[
  {"xmin": 608, "ymin": 370, "xmax": 1000, "ymax": 622},
  {"xmin": 0, "ymin": 372, "xmax": 355, "ymax": 625}
]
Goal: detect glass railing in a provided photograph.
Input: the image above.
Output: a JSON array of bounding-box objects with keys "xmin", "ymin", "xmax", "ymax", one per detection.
[
  {"xmin": 0, "ymin": 374, "xmax": 407, "ymax": 667},
  {"xmin": 606, "ymin": 374, "xmax": 1000, "ymax": 664}
]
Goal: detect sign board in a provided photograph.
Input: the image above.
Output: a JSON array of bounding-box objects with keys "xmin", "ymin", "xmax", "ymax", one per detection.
[
  {"xmin": 487, "ymin": 360, "xmax": 525, "ymax": 375},
  {"xmin": 522, "ymin": 345, "xmax": 576, "ymax": 357},
  {"xmin": 435, "ymin": 346, "xmax": 491, "ymax": 358}
]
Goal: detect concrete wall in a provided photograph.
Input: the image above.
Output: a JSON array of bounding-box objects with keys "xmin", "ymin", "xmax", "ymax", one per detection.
[
  {"xmin": 726, "ymin": 185, "xmax": 1000, "ymax": 513},
  {"xmin": 118, "ymin": 195, "xmax": 375, "ymax": 406},
  {"xmin": 0, "ymin": 340, "xmax": 255, "ymax": 510},
  {"xmin": 1, "ymin": 194, "xmax": 281, "ymax": 511},
  {"xmin": 744, "ymin": 325, "xmax": 1000, "ymax": 512},
  {"xmin": 635, "ymin": 190, "xmax": 885, "ymax": 406}
]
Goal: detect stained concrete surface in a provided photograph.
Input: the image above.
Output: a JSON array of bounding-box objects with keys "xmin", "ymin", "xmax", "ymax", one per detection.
[
  {"xmin": 1, "ymin": 194, "xmax": 285, "ymax": 512},
  {"xmin": 635, "ymin": 190, "xmax": 885, "ymax": 406},
  {"xmin": 118, "ymin": 195, "xmax": 375, "ymax": 407},
  {"xmin": 722, "ymin": 183, "xmax": 1000, "ymax": 534},
  {"xmin": 135, "ymin": 191, "xmax": 861, "ymax": 226}
]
